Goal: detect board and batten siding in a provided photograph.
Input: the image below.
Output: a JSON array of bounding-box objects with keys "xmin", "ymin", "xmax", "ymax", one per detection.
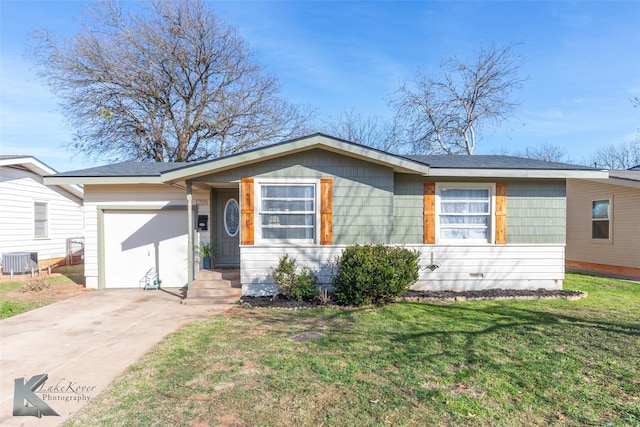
[
  {"xmin": 82, "ymin": 184, "xmax": 209, "ymax": 288},
  {"xmin": 0, "ymin": 165, "xmax": 83, "ymax": 265},
  {"xmin": 195, "ymin": 149, "xmax": 395, "ymax": 245},
  {"xmin": 566, "ymin": 179, "xmax": 640, "ymax": 277},
  {"xmin": 240, "ymin": 244, "xmax": 564, "ymax": 295}
]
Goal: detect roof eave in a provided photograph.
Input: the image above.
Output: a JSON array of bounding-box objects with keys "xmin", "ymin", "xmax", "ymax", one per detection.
[
  {"xmin": 2, "ymin": 157, "xmax": 85, "ymax": 199},
  {"xmin": 580, "ymin": 176, "xmax": 640, "ymax": 189},
  {"xmin": 44, "ymin": 176, "xmax": 164, "ymax": 186},
  {"xmin": 428, "ymin": 169, "xmax": 609, "ymax": 179},
  {"xmin": 1, "ymin": 156, "xmax": 61, "ymax": 178}
]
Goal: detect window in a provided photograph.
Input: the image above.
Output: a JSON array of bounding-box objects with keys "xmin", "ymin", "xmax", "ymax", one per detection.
[
  {"xmin": 34, "ymin": 202, "xmax": 48, "ymax": 238},
  {"xmin": 591, "ymin": 199, "xmax": 611, "ymax": 240},
  {"xmin": 437, "ymin": 184, "xmax": 494, "ymax": 243},
  {"xmin": 258, "ymin": 183, "xmax": 317, "ymax": 242},
  {"xmin": 224, "ymin": 199, "xmax": 239, "ymax": 237}
]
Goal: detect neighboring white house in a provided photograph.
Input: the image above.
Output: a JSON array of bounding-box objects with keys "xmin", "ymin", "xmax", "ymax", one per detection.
[{"xmin": 0, "ymin": 156, "xmax": 84, "ymax": 274}]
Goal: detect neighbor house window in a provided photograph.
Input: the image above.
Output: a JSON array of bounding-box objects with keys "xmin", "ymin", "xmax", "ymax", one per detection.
[
  {"xmin": 258, "ymin": 182, "xmax": 317, "ymax": 242},
  {"xmin": 591, "ymin": 199, "xmax": 611, "ymax": 240},
  {"xmin": 34, "ymin": 202, "xmax": 48, "ymax": 238},
  {"xmin": 437, "ymin": 184, "xmax": 494, "ymax": 243}
]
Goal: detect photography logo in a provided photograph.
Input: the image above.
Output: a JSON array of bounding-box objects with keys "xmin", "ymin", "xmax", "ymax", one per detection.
[{"xmin": 13, "ymin": 374, "xmax": 59, "ymax": 418}]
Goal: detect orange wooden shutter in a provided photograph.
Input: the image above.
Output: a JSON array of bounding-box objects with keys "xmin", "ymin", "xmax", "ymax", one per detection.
[
  {"xmin": 495, "ymin": 183, "xmax": 507, "ymax": 244},
  {"xmin": 241, "ymin": 178, "xmax": 254, "ymax": 245},
  {"xmin": 320, "ymin": 178, "xmax": 333, "ymax": 245},
  {"xmin": 423, "ymin": 182, "xmax": 436, "ymax": 244}
]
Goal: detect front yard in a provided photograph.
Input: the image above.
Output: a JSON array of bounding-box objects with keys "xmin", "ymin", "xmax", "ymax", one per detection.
[
  {"xmin": 0, "ymin": 265, "xmax": 90, "ymax": 318},
  {"xmin": 64, "ymin": 272, "xmax": 639, "ymax": 426}
]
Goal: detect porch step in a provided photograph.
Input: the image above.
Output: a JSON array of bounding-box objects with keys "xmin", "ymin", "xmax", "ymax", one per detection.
[
  {"xmin": 182, "ymin": 268, "xmax": 241, "ymax": 305},
  {"xmin": 194, "ymin": 269, "xmax": 241, "ymax": 282}
]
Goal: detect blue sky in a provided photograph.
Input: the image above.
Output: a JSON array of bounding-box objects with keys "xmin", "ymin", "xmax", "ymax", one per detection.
[{"xmin": 1, "ymin": 1, "xmax": 639, "ymax": 172}]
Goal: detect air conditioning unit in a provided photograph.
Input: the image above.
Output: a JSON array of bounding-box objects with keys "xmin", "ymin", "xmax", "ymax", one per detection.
[{"xmin": 1, "ymin": 252, "xmax": 38, "ymax": 275}]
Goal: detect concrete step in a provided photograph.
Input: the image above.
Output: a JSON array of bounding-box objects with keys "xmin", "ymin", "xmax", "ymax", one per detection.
[
  {"xmin": 181, "ymin": 295, "xmax": 240, "ymax": 305},
  {"xmin": 193, "ymin": 279, "xmax": 234, "ymax": 289},
  {"xmin": 184, "ymin": 268, "xmax": 241, "ymax": 305},
  {"xmin": 195, "ymin": 270, "xmax": 223, "ymax": 280},
  {"xmin": 188, "ymin": 287, "xmax": 242, "ymax": 298},
  {"xmin": 195, "ymin": 269, "xmax": 240, "ymax": 282}
]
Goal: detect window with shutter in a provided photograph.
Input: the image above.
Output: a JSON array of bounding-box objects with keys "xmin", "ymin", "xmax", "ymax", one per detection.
[
  {"xmin": 246, "ymin": 178, "xmax": 333, "ymax": 245},
  {"xmin": 424, "ymin": 182, "xmax": 506, "ymax": 244}
]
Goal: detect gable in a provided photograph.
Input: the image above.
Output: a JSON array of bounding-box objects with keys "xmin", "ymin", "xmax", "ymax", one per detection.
[
  {"xmin": 1, "ymin": 158, "xmax": 83, "ymax": 201},
  {"xmin": 162, "ymin": 134, "xmax": 429, "ymax": 184}
]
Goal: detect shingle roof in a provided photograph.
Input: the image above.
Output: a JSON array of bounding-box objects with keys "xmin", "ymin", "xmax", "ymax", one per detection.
[
  {"xmin": 47, "ymin": 134, "xmax": 601, "ymax": 178},
  {"xmin": 406, "ymin": 155, "xmax": 599, "ymax": 171},
  {"xmin": 609, "ymin": 169, "xmax": 640, "ymax": 182},
  {"xmin": 52, "ymin": 161, "xmax": 185, "ymax": 177},
  {"xmin": 52, "ymin": 154, "xmax": 600, "ymax": 178}
]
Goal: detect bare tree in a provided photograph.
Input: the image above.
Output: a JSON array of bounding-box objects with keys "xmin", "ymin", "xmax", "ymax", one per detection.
[
  {"xmin": 30, "ymin": 0, "xmax": 311, "ymax": 162},
  {"xmin": 323, "ymin": 109, "xmax": 404, "ymax": 152},
  {"xmin": 523, "ymin": 142, "xmax": 568, "ymax": 162},
  {"xmin": 588, "ymin": 140, "xmax": 640, "ymax": 170},
  {"xmin": 494, "ymin": 142, "xmax": 568, "ymax": 162},
  {"xmin": 391, "ymin": 44, "xmax": 525, "ymax": 155}
]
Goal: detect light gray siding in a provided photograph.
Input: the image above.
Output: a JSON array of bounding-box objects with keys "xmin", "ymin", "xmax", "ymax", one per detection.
[{"xmin": 196, "ymin": 149, "xmax": 395, "ymax": 245}]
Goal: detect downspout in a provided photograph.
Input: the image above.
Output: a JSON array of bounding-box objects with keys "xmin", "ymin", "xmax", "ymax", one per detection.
[{"xmin": 187, "ymin": 182, "xmax": 194, "ymax": 291}]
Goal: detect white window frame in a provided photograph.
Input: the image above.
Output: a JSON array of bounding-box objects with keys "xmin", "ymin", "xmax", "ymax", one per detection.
[
  {"xmin": 591, "ymin": 198, "xmax": 612, "ymax": 242},
  {"xmin": 255, "ymin": 179, "xmax": 320, "ymax": 245},
  {"xmin": 34, "ymin": 201, "xmax": 49, "ymax": 238},
  {"xmin": 435, "ymin": 183, "xmax": 496, "ymax": 244}
]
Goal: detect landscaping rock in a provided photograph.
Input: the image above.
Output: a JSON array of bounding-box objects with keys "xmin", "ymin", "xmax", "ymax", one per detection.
[{"xmin": 240, "ymin": 288, "xmax": 587, "ymax": 309}]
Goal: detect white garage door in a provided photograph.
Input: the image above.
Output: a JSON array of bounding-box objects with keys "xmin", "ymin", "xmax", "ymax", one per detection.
[{"xmin": 103, "ymin": 210, "xmax": 189, "ymax": 288}]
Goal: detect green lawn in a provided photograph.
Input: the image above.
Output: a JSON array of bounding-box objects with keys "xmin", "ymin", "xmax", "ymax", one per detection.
[{"xmin": 67, "ymin": 273, "xmax": 639, "ymax": 426}]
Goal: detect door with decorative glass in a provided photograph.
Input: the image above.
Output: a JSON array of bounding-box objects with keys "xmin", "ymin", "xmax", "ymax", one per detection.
[{"xmin": 214, "ymin": 189, "xmax": 241, "ymax": 266}]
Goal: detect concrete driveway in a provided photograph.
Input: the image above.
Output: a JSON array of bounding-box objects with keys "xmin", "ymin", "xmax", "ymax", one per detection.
[{"xmin": 0, "ymin": 288, "xmax": 229, "ymax": 426}]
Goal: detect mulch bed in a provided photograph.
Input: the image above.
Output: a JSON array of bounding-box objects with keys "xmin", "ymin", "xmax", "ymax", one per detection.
[{"xmin": 240, "ymin": 288, "xmax": 587, "ymax": 309}]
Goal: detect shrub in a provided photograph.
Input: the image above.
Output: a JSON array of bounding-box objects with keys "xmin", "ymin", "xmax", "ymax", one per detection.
[
  {"xmin": 271, "ymin": 255, "xmax": 318, "ymax": 301},
  {"xmin": 317, "ymin": 285, "xmax": 332, "ymax": 305},
  {"xmin": 290, "ymin": 267, "xmax": 318, "ymax": 302},
  {"xmin": 332, "ymin": 244, "xmax": 420, "ymax": 306}
]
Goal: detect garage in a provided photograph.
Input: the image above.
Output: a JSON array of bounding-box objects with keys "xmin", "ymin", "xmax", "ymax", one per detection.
[{"xmin": 103, "ymin": 209, "xmax": 189, "ymax": 288}]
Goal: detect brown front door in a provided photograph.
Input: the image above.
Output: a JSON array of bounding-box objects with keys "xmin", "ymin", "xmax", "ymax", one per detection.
[{"xmin": 214, "ymin": 189, "xmax": 240, "ymax": 266}]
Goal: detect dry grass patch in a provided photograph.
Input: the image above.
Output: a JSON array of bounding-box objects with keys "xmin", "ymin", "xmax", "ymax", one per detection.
[{"xmin": 0, "ymin": 265, "xmax": 91, "ymax": 318}]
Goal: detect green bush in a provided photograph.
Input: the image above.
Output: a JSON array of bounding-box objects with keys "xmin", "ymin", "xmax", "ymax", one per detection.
[
  {"xmin": 289, "ymin": 267, "xmax": 318, "ymax": 301},
  {"xmin": 332, "ymin": 244, "xmax": 420, "ymax": 306},
  {"xmin": 271, "ymin": 255, "xmax": 318, "ymax": 301}
]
